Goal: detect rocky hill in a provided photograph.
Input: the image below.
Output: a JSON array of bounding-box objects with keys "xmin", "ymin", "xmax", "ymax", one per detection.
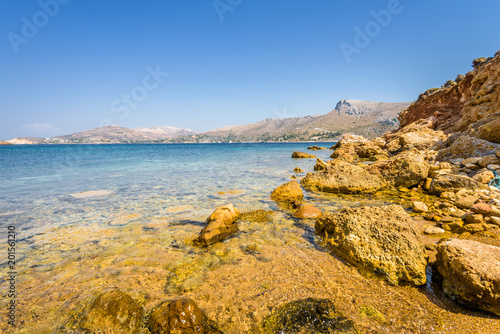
[
  {"xmin": 193, "ymin": 99, "xmax": 410, "ymax": 142},
  {"xmin": 51, "ymin": 125, "xmax": 199, "ymax": 143},
  {"xmin": 133, "ymin": 126, "xmax": 199, "ymax": 140},
  {"xmin": 396, "ymin": 50, "xmax": 500, "ymax": 159}
]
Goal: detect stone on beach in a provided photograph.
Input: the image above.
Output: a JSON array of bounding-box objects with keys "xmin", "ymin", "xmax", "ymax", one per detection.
[
  {"xmin": 455, "ymin": 196, "xmax": 478, "ymax": 209},
  {"xmin": 316, "ymin": 205, "xmax": 427, "ymax": 286},
  {"xmin": 194, "ymin": 204, "xmax": 239, "ymax": 246},
  {"xmin": 411, "ymin": 201, "xmax": 428, "ymax": 213},
  {"xmin": 424, "ymin": 226, "xmax": 445, "ymax": 235},
  {"xmin": 435, "ymin": 239, "xmax": 500, "ymax": 316}
]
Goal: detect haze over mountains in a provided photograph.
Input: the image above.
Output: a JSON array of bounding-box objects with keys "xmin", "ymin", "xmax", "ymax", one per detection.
[{"xmin": 5, "ymin": 99, "xmax": 411, "ymax": 144}]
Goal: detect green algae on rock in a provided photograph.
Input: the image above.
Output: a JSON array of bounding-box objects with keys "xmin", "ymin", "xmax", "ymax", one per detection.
[
  {"xmin": 70, "ymin": 289, "xmax": 144, "ymax": 334},
  {"xmin": 148, "ymin": 297, "xmax": 223, "ymax": 334},
  {"xmin": 251, "ymin": 298, "xmax": 358, "ymax": 334},
  {"xmin": 358, "ymin": 305, "xmax": 386, "ymax": 323}
]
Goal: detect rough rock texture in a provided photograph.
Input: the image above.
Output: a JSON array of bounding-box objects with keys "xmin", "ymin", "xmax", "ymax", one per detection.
[
  {"xmin": 472, "ymin": 169, "xmax": 495, "ymax": 184},
  {"xmin": 314, "ymin": 158, "xmax": 328, "ymax": 171},
  {"xmin": 194, "ymin": 204, "xmax": 239, "ymax": 246},
  {"xmin": 382, "ymin": 117, "xmax": 447, "ymax": 153},
  {"xmin": 76, "ymin": 289, "xmax": 144, "ymax": 334},
  {"xmin": 301, "ymin": 162, "xmax": 385, "ymax": 194},
  {"xmin": 292, "ymin": 151, "xmax": 316, "ymax": 159},
  {"xmin": 455, "ymin": 196, "xmax": 478, "ymax": 209},
  {"xmin": 435, "ymin": 239, "xmax": 500, "ymax": 316},
  {"xmin": 252, "ymin": 298, "xmax": 358, "ymax": 334},
  {"xmin": 148, "ymin": 297, "xmax": 222, "ymax": 334},
  {"xmin": 399, "ymin": 52, "xmax": 500, "ymax": 140},
  {"xmin": 428, "ymin": 175, "xmax": 484, "ymax": 195},
  {"xmin": 365, "ymin": 151, "xmax": 429, "ymax": 188},
  {"xmin": 293, "ymin": 205, "xmax": 322, "ymax": 219},
  {"xmin": 437, "ymin": 135, "xmax": 500, "ymax": 160},
  {"xmin": 316, "ymin": 205, "xmax": 427, "ymax": 286},
  {"xmin": 270, "ymin": 181, "xmax": 304, "ymax": 208},
  {"xmin": 331, "ymin": 133, "xmax": 386, "ymax": 161},
  {"xmin": 293, "ymin": 167, "xmax": 303, "ymax": 173}
]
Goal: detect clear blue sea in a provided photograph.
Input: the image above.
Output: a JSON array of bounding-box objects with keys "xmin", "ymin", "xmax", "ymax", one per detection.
[{"xmin": 0, "ymin": 143, "xmax": 340, "ymax": 246}]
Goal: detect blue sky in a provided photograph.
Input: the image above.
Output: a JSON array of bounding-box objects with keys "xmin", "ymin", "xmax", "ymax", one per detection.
[{"xmin": 1, "ymin": 0, "xmax": 499, "ymax": 139}]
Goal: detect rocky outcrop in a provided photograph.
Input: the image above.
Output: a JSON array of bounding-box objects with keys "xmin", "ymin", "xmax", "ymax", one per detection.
[
  {"xmin": 253, "ymin": 298, "xmax": 358, "ymax": 334},
  {"xmin": 365, "ymin": 151, "xmax": 429, "ymax": 188},
  {"xmin": 330, "ymin": 133, "xmax": 387, "ymax": 161},
  {"xmin": 74, "ymin": 289, "xmax": 144, "ymax": 333},
  {"xmin": 382, "ymin": 117, "xmax": 447, "ymax": 153},
  {"xmin": 270, "ymin": 180, "xmax": 303, "ymax": 209},
  {"xmin": 399, "ymin": 51, "xmax": 500, "ymax": 140},
  {"xmin": 316, "ymin": 205, "xmax": 427, "ymax": 286},
  {"xmin": 194, "ymin": 204, "xmax": 239, "ymax": 246},
  {"xmin": 292, "ymin": 151, "xmax": 316, "ymax": 159},
  {"xmin": 148, "ymin": 297, "xmax": 223, "ymax": 334},
  {"xmin": 435, "ymin": 239, "xmax": 500, "ymax": 316},
  {"xmin": 301, "ymin": 161, "xmax": 385, "ymax": 194},
  {"xmin": 307, "ymin": 145, "xmax": 327, "ymax": 150}
]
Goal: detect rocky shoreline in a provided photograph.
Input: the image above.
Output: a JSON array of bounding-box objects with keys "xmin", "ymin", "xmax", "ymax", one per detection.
[{"xmin": 57, "ymin": 52, "xmax": 500, "ymax": 333}]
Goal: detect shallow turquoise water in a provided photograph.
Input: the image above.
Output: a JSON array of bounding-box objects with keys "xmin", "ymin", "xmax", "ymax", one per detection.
[{"xmin": 0, "ymin": 143, "xmax": 334, "ymax": 238}]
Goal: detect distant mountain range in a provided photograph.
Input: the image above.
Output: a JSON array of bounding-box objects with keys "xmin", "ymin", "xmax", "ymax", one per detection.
[{"xmin": 5, "ymin": 99, "xmax": 411, "ymax": 144}]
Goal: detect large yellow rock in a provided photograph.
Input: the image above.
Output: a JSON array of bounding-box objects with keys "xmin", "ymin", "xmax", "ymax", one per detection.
[
  {"xmin": 316, "ymin": 205, "xmax": 427, "ymax": 286},
  {"xmin": 270, "ymin": 180, "xmax": 304, "ymax": 208},
  {"xmin": 436, "ymin": 239, "xmax": 500, "ymax": 316},
  {"xmin": 301, "ymin": 161, "xmax": 385, "ymax": 194}
]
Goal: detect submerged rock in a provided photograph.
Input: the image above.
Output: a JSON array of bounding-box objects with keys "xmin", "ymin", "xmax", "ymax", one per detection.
[
  {"xmin": 293, "ymin": 205, "xmax": 322, "ymax": 219},
  {"xmin": 292, "ymin": 151, "xmax": 316, "ymax": 159},
  {"xmin": 148, "ymin": 297, "xmax": 223, "ymax": 334},
  {"xmin": 308, "ymin": 145, "xmax": 327, "ymax": 151},
  {"xmin": 435, "ymin": 239, "xmax": 500, "ymax": 316},
  {"xmin": 316, "ymin": 205, "xmax": 427, "ymax": 286},
  {"xmin": 252, "ymin": 298, "xmax": 358, "ymax": 334},
  {"xmin": 74, "ymin": 289, "xmax": 144, "ymax": 333},
  {"xmin": 270, "ymin": 180, "xmax": 303, "ymax": 209},
  {"xmin": 301, "ymin": 161, "xmax": 385, "ymax": 194},
  {"xmin": 194, "ymin": 204, "xmax": 239, "ymax": 246}
]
